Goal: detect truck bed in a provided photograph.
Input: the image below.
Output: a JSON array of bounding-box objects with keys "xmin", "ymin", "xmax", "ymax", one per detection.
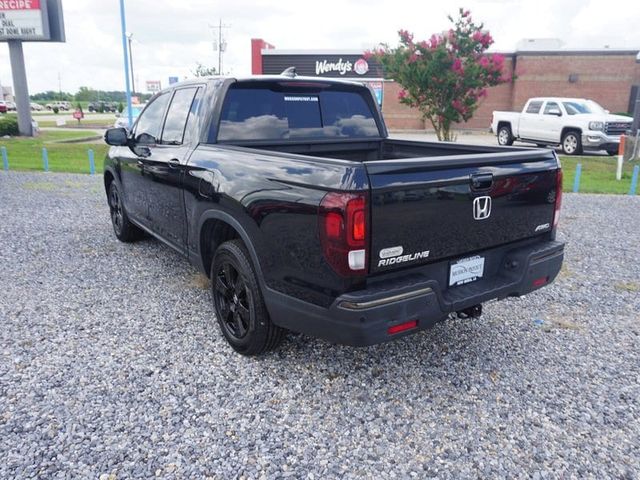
[{"xmin": 225, "ymin": 138, "xmax": 527, "ymax": 162}]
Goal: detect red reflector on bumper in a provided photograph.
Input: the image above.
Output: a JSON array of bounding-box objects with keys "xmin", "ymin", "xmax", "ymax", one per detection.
[
  {"xmin": 387, "ymin": 319, "xmax": 418, "ymax": 335},
  {"xmin": 533, "ymin": 276, "xmax": 548, "ymax": 287}
]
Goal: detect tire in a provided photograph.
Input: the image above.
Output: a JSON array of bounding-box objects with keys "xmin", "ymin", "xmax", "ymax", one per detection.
[
  {"xmin": 561, "ymin": 131, "xmax": 583, "ymax": 155},
  {"xmin": 107, "ymin": 181, "xmax": 144, "ymax": 242},
  {"xmin": 497, "ymin": 125, "xmax": 514, "ymax": 146},
  {"xmin": 606, "ymin": 149, "xmax": 618, "ymax": 157},
  {"xmin": 211, "ymin": 240, "xmax": 286, "ymax": 356}
]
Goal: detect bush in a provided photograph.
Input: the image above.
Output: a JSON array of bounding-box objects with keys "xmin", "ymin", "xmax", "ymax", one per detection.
[
  {"xmin": 117, "ymin": 102, "xmax": 124, "ymax": 113},
  {"xmin": 0, "ymin": 115, "xmax": 19, "ymax": 136},
  {"xmin": 52, "ymin": 106, "xmax": 59, "ymax": 114}
]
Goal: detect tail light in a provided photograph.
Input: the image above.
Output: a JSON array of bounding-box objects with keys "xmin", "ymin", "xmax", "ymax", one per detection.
[
  {"xmin": 319, "ymin": 191, "xmax": 368, "ymax": 276},
  {"xmin": 553, "ymin": 168, "xmax": 563, "ymax": 229}
]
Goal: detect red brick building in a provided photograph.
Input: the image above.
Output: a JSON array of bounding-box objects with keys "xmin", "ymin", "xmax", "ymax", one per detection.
[{"xmin": 251, "ymin": 39, "xmax": 640, "ymax": 131}]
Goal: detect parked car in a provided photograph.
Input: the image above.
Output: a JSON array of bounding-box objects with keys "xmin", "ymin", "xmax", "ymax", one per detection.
[
  {"xmin": 113, "ymin": 105, "xmax": 144, "ymax": 129},
  {"xmin": 491, "ymin": 97, "xmax": 633, "ymax": 155},
  {"xmin": 6, "ymin": 101, "xmax": 16, "ymax": 111},
  {"xmin": 30, "ymin": 102, "xmax": 45, "ymax": 111},
  {"xmin": 103, "ymin": 75, "xmax": 564, "ymax": 355},
  {"xmin": 45, "ymin": 101, "xmax": 71, "ymax": 111},
  {"xmin": 89, "ymin": 101, "xmax": 118, "ymax": 113},
  {"xmin": 0, "ymin": 101, "xmax": 7, "ymax": 114}
]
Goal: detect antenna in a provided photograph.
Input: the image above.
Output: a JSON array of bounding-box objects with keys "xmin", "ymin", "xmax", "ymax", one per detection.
[{"xmin": 281, "ymin": 67, "xmax": 297, "ymax": 78}]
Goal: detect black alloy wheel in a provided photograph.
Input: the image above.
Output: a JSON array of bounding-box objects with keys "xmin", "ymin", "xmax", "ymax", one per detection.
[{"xmin": 211, "ymin": 240, "xmax": 285, "ymax": 355}]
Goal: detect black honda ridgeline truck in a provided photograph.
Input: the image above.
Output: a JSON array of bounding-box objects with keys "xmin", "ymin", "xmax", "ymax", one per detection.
[{"xmin": 103, "ymin": 73, "xmax": 564, "ymax": 355}]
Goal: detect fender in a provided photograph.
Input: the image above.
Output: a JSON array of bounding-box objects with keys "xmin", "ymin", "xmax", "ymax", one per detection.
[{"xmin": 194, "ymin": 208, "xmax": 267, "ymax": 288}]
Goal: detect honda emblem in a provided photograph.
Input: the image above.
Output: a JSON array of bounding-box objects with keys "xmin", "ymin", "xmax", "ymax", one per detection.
[{"xmin": 473, "ymin": 196, "xmax": 492, "ymax": 220}]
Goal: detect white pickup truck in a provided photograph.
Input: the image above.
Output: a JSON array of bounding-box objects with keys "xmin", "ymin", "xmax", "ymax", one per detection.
[{"xmin": 491, "ymin": 97, "xmax": 632, "ymax": 155}]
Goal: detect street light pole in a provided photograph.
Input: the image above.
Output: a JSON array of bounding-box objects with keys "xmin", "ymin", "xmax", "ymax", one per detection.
[
  {"xmin": 127, "ymin": 33, "xmax": 135, "ymax": 95},
  {"xmin": 118, "ymin": 0, "xmax": 133, "ymax": 127}
]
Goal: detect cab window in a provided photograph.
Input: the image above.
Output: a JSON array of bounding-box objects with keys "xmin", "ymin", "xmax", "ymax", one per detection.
[
  {"xmin": 161, "ymin": 87, "xmax": 199, "ymax": 145},
  {"xmin": 543, "ymin": 102, "xmax": 561, "ymax": 115},
  {"xmin": 134, "ymin": 92, "xmax": 170, "ymax": 144},
  {"xmin": 526, "ymin": 101, "xmax": 543, "ymax": 114}
]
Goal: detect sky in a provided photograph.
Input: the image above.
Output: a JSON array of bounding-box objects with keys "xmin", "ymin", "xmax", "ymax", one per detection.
[{"xmin": 0, "ymin": 0, "xmax": 639, "ymax": 95}]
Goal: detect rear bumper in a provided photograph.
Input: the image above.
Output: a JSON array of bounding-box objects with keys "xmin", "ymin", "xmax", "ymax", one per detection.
[{"xmin": 264, "ymin": 240, "xmax": 564, "ymax": 346}]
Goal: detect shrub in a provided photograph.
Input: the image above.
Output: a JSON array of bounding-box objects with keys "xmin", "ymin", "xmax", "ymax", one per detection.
[
  {"xmin": 368, "ymin": 8, "xmax": 511, "ymax": 141},
  {"xmin": 0, "ymin": 115, "xmax": 19, "ymax": 136},
  {"xmin": 117, "ymin": 102, "xmax": 124, "ymax": 113},
  {"xmin": 52, "ymin": 106, "xmax": 59, "ymax": 114}
]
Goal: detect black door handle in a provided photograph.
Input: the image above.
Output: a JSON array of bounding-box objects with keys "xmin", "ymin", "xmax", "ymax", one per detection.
[{"xmin": 168, "ymin": 159, "xmax": 180, "ymax": 169}]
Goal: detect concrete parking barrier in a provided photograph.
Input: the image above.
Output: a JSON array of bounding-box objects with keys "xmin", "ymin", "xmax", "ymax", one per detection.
[
  {"xmin": 629, "ymin": 165, "xmax": 639, "ymax": 196},
  {"xmin": 1, "ymin": 146, "xmax": 8, "ymax": 171},
  {"xmin": 42, "ymin": 147, "xmax": 49, "ymax": 172},
  {"xmin": 88, "ymin": 149, "xmax": 95, "ymax": 175},
  {"xmin": 573, "ymin": 163, "xmax": 582, "ymax": 193}
]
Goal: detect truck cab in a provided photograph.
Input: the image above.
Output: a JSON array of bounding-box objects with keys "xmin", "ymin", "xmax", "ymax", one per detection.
[{"xmin": 492, "ymin": 97, "xmax": 633, "ymax": 155}]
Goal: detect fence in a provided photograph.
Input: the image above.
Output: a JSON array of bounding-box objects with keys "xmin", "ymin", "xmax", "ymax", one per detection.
[{"xmin": 1, "ymin": 146, "xmax": 98, "ymax": 175}]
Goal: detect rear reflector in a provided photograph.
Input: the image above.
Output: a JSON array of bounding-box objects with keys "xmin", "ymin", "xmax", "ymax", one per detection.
[
  {"xmin": 532, "ymin": 276, "xmax": 548, "ymax": 287},
  {"xmin": 388, "ymin": 319, "xmax": 418, "ymax": 335}
]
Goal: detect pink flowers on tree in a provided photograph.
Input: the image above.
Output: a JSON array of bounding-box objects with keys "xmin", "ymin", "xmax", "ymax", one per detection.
[{"xmin": 366, "ymin": 8, "xmax": 512, "ymax": 141}]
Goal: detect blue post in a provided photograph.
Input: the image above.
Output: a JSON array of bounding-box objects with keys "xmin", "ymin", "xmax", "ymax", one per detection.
[
  {"xmin": 88, "ymin": 149, "xmax": 95, "ymax": 175},
  {"xmin": 119, "ymin": 0, "xmax": 133, "ymax": 128},
  {"xmin": 1, "ymin": 146, "xmax": 7, "ymax": 170},
  {"xmin": 629, "ymin": 165, "xmax": 639, "ymax": 196},
  {"xmin": 572, "ymin": 163, "xmax": 582, "ymax": 193},
  {"xmin": 42, "ymin": 147, "xmax": 49, "ymax": 172}
]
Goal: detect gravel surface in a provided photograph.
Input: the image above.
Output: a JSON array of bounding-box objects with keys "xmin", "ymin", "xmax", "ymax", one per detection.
[{"xmin": 1, "ymin": 171, "xmax": 639, "ymax": 479}]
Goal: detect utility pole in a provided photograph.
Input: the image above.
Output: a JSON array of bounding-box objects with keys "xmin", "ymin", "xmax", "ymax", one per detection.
[
  {"xmin": 8, "ymin": 41, "xmax": 32, "ymax": 136},
  {"xmin": 210, "ymin": 20, "xmax": 230, "ymax": 75},
  {"xmin": 127, "ymin": 32, "xmax": 135, "ymax": 94},
  {"xmin": 119, "ymin": 0, "xmax": 133, "ymax": 127}
]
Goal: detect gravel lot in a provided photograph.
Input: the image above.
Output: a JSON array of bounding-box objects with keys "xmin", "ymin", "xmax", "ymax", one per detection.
[{"xmin": 1, "ymin": 171, "xmax": 639, "ymax": 479}]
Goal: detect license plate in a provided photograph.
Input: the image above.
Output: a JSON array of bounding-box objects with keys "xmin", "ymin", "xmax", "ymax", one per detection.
[{"xmin": 449, "ymin": 255, "xmax": 485, "ymax": 287}]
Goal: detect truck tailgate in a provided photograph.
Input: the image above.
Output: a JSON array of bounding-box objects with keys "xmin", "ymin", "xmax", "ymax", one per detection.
[{"xmin": 365, "ymin": 151, "xmax": 560, "ymax": 274}]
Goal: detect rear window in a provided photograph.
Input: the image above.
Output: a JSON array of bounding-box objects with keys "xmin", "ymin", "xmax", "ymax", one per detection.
[{"xmin": 216, "ymin": 84, "xmax": 380, "ymax": 141}]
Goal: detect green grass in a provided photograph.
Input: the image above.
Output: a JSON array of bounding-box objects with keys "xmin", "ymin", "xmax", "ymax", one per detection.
[
  {"xmin": 0, "ymin": 130, "xmax": 108, "ymax": 174},
  {"xmin": 559, "ymin": 156, "xmax": 638, "ymax": 194}
]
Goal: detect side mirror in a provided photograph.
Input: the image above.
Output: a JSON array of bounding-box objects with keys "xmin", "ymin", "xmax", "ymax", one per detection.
[
  {"xmin": 104, "ymin": 127, "xmax": 129, "ymax": 146},
  {"xmin": 550, "ymin": 110, "xmax": 562, "ymax": 117}
]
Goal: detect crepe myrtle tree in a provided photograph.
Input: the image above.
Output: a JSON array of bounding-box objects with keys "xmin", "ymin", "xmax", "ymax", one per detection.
[{"xmin": 366, "ymin": 9, "xmax": 512, "ymax": 141}]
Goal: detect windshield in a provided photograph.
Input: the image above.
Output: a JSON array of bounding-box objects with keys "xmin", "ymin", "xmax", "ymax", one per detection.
[{"xmin": 562, "ymin": 100, "xmax": 606, "ymax": 115}]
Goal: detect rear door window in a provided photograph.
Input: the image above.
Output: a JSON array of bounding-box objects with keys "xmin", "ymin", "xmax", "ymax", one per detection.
[
  {"xmin": 161, "ymin": 87, "xmax": 199, "ymax": 145},
  {"xmin": 526, "ymin": 101, "xmax": 543, "ymax": 114},
  {"xmin": 217, "ymin": 84, "xmax": 380, "ymax": 141}
]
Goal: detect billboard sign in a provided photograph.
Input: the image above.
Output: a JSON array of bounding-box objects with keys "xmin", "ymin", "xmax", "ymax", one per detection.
[
  {"xmin": 146, "ymin": 80, "xmax": 161, "ymax": 93},
  {"xmin": 0, "ymin": 0, "xmax": 50, "ymax": 41},
  {"xmin": 262, "ymin": 53, "xmax": 383, "ymax": 79}
]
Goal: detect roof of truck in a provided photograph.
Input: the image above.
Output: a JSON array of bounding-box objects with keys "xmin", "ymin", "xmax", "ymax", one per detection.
[
  {"xmin": 158, "ymin": 75, "xmax": 369, "ymax": 92},
  {"xmin": 527, "ymin": 97, "xmax": 591, "ymax": 102}
]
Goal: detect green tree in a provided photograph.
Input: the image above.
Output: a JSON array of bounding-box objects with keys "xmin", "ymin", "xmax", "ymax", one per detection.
[
  {"xmin": 192, "ymin": 63, "xmax": 217, "ymax": 77},
  {"xmin": 368, "ymin": 8, "xmax": 511, "ymax": 141}
]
